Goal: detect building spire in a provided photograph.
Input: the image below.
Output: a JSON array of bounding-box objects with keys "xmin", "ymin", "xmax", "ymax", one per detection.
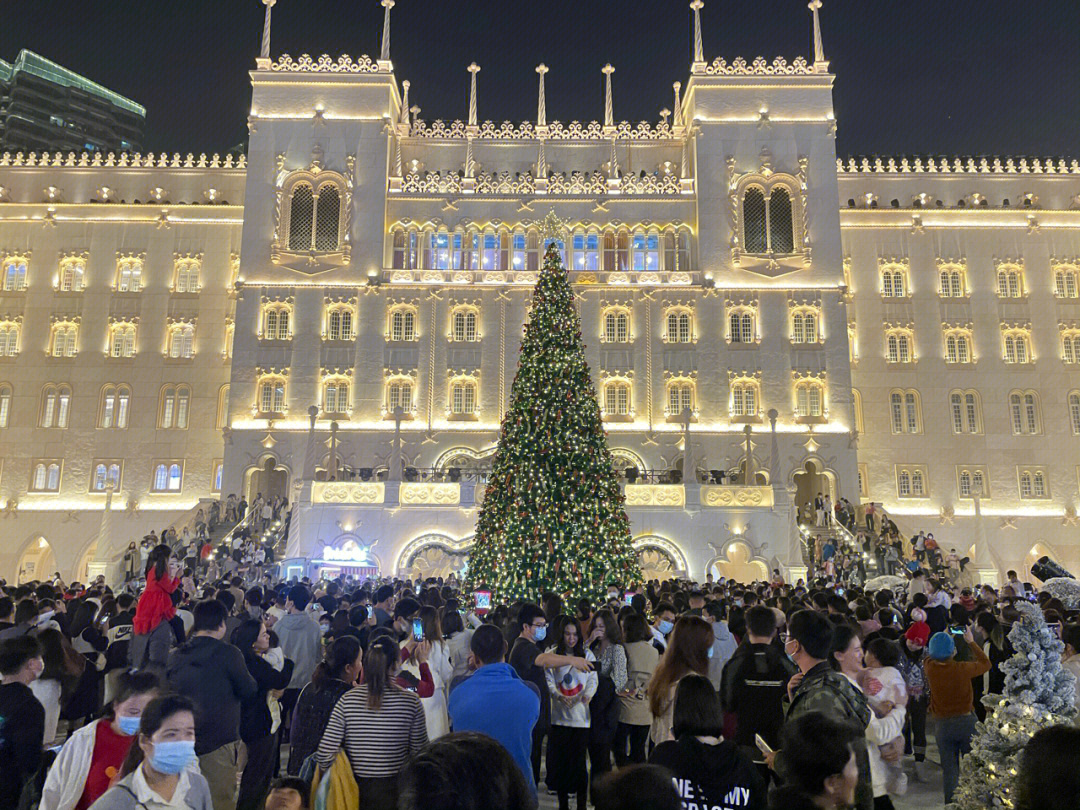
[
  {"xmin": 809, "ymin": 0, "xmax": 828, "ymax": 71},
  {"xmin": 602, "ymin": 64, "xmax": 615, "ymax": 131},
  {"xmin": 690, "ymin": 0, "xmax": 706, "ymax": 71},
  {"xmin": 608, "ymin": 139, "xmax": 620, "ymax": 179},
  {"xmin": 535, "ymin": 64, "xmax": 549, "ymax": 129},
  {"xmin": 380, "ymin": 0, "xmax": 395, "ymax": 64},
  {"xmin": 467, "ymin": 63, "xmax": 480, "ymax": 128},
  {"xmin": 259, "ymin": 0, "xmax": 277, "ymax": 61},
  {"xmin": 398, "ymin": 80, "xmax": 411, "ymax": 131},
  {"xmin": 672, "ymin": 81, "xmax": 684, "ymax": 131}
]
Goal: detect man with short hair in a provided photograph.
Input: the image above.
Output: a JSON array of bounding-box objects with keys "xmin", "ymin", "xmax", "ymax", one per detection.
[
  {"xmin": 373, "ymin": 584, "xmax": 395, "ymax": 627},
  {"xmin": 0, "ymin": 635, "xmax": 45, "ymax": 810},
  {"xmin": 448, "ymin": 624, "xmax": 541, "ymax": 793},
  {"xmin": 167, "ymin": 599, "xmax": 258, "ymax": 810},
  {"xmin": 649, "ymin": 601, "xmax": 677, "ymax": 653},
  {"xmin": 274, "ymin": 585, "xmax": 322, "ymax": 727}
]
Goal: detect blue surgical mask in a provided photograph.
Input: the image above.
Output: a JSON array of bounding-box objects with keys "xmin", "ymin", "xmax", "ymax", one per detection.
[
  {"xmin": 149, "ymin": 740, "xmax": 195, "ymax": 775},
  {"xmin": 707, "ymin": 646, "xmax": 715, "ymax": 660},
  {"xmin": 658, "ymin": 620, "xmax": 674, "ymax": 635},
  {"xmin": 533, "ymin": 626, "xmax": 547, "ymax": 642},
  {"xmin": 116, "ymin": 715, "xmax": 142, "ymax": 736}
]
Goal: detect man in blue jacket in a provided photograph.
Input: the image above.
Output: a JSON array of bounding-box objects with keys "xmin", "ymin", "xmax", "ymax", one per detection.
[{"xmin": 448, "ymin": 624, "xmax": 541, "ymax": 793}]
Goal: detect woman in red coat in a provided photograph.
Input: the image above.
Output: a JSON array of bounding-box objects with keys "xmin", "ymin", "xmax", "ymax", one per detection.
[{"xmin": 130, "ymin": 544, "xmax": 181, "ymax": 672}]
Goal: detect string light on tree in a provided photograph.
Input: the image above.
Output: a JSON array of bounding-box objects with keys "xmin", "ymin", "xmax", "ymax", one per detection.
[{"xmin": 466, "ymin": 210, "xmax": 642, "ymax": 604}]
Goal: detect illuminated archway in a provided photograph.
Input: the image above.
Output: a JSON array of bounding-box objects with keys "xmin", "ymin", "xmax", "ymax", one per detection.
[
  {"xmin": 632, "ymin": 535, "xmax": 688, "ymax": 582},
  {"xmin": 16, "ymin": 536, "xmax": 56, "ymax": 584},
  {"xmin": 245, "ymin": 455, "xmax": 290, "ymax": 502},
  {"xmin": 394, "ymin": 532, "xmax": 474, "ymax": 580},
  {"xmin": 707, "ymin": 541, "xmax": 769, "ymax": 583}
]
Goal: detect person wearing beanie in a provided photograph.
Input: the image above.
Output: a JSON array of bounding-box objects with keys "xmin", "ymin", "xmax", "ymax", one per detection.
[
  {"xmin": 922, "ymin": 626, "xmax": 990, "ymax": 804},
  {"xmin": 897, "ymin": 622, "xmax": 931, "ymax": 782}
]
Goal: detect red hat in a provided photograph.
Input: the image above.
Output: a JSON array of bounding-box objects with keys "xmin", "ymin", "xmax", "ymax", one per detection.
[{"xmin": 904, "ymin": 621, "xmax": 931, "ymax": 646}]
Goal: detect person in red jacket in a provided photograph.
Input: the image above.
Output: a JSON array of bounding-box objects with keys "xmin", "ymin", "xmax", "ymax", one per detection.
[{"xmin": 130, "ymin": 544, "xmax": 181, "ymax": 672}]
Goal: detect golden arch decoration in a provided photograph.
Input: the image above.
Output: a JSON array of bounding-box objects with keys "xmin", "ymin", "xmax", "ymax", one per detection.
[
  {"xmin": 632, "ymin": 535, "xmax": 688, "ymax": 582},
  {"xmin": 707, "ymin": 541, "xmax": 769, "ymax": 583},
  {"xmin": 394, "ymin": 532, "xmax": 474, "ymax": 579}
]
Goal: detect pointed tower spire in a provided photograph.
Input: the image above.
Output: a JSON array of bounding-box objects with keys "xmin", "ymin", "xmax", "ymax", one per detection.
[
  {"xmin": 602, "ymin": 64, "xmax": 615, "ymax": 132},
  {"xmin": 398, "ymin": 80, "xmax": 411, "ymax": 132},
  {"xmin": 380, "ymin": 0, "xmax": 395, "ymax": 64},
  {"xmin": 809, "ymin": 0, "xmax": 828, "ymax": 71},
  {"xmin": 672, "ymin": 81, "xmax": 684, "ymax": 131},
  {"xmin": 467, "ymin": 63, "xmax": 481, "ymax": 128},
  {"xmin": 259, "ymin": 0, "xmax": 277, "ymax": 61},
  {"xmin": 535, "ymin": 64, "xmax": 549, "ymax": 129},
  {"xmin": 690, "ymin": 1, "xmax": 706, "ymax": 72}
]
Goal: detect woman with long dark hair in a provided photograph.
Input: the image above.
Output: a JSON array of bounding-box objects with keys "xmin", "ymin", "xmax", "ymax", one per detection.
[
  {"xmin": 315, "ymin": 635, "xmax": 428, "ymax": 810},
  {"xmin": 88, "ymin": 694, "xmax": 211, "ymax": 810},
  {"xmin": 287, "ymin": 635, "xmax": 361, "ymax": 774},
  {"xmin": 129, "ymin": 544, "xmax": 180, "ymax": 673},
  {"xmin": 31, "ymin": 627, "xmax": 86, "ymax": 745},
  {"xmin": 232, "ymin": 619, "xmax": 294, "ymax": 810},
  {"xmin": 545, "ymin": 615, "xmax": 598, "ymax": 810},
  {"xmin": 647, "ymin": 615, "xmax": 712, "ymax": 745}
]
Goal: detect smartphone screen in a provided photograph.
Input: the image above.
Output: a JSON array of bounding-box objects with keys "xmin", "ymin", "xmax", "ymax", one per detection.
[
  {"xmin": 411, "ymin": 618, "xmax": 424, "ymax": 642},
  {"xmin": 754, "ymin": 733, "xmax": 774, "ymax": 755},
  {"xmin": 475, "ymin": 590, "xmax": 492, "ymax": 612},
  {"xmin": 623, "ymin": 591, "xmax": 634, "ymax": 606}
]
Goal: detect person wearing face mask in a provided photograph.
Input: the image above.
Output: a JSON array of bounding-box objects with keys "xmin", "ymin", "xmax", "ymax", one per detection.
[
  {"xmin": 88, "ymin": 694, "xmax": 211, "ymax": 810},
  {"xmin": 447, "ymin": 624, "xmax": 541, "ymax": 794},
  {"xmin": 0, "ymin": 635, "xmax": 46, "ymax": 810},
  {"xmin": 649, "ymin": 602, "xmax": 677, "ymax": 654},
  {"xmin": 896, "ymin": 621, "xmax": 930, "ymax": 781},
  {"xmin": 42, "ymin": 671, "xmax": 161, "ymax": 810}
]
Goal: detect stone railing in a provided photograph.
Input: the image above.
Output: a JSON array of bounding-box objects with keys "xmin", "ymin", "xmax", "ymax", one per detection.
[
  {"xmin": 703, "ymin": 56, "xmax": 812, "ymax": 75},
  {"xmin": 408, "ymin": 119, "xmax": 676, "ymax": 141},
  {"xmin": 700, "ymin": 485, "xmax": 774, "ymax": 508},
  {"xmin": 396, "ymin": 169, "xmax": 684, "ymax": 197},
  {"xmin": 837, "ymin": 156, "xmax": 1080, "ymax": 175},
  {"xmin": 0, "ymin": 152, "xmax": 246, "ymax": 169}
]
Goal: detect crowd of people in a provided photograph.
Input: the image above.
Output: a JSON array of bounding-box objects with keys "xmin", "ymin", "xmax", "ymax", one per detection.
[{"xmin": 1, "ymin": 527, "xmax": 1078, "ymax": 810}]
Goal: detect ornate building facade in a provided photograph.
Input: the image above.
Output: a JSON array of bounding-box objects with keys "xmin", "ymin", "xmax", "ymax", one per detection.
[{"xmin": 1, "ymin": 3, "xmax": 1078, "ymax": 584}]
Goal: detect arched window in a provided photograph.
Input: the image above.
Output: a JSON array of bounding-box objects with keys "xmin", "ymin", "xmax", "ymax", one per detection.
[
  {"xmin": 897, "ymin": 470, "xmax": 911, "ymax": 496},
  {"xmin": 958, "ymin": 470, "xmax": 972, "ymax": 497},
  {"xmin": 1009, "ymin": 391, "xmax": 1040, "ymax": 435},
  {"xmin": 572, "ymin": 232, "xmax": 600, "ymax": 272},
  {"xmin": 795, "ymin": 381, "xmax": 824, "ymax": 418},
  {"xmin": 1019, "ymin": 469, "xmax": 1048, "ymax": 499},
  {"xmin": 939, "ymin": 267, "xmax": 965, "ymax": 297},
  {"xmin": 728, "ymin": 310, "xmax": 754, "ymax": 344},
  {"xmin": 40, "ymin": 384, "xmax": 72, "ymax": 428},
  {"xmin": 389, "ymin": 306, "xmax": 417, "ymax": 342},
  {"xmin": 880, "ymin": 266, "xmax": 908, "ymax": 298},
  {"xmin": 166, "ymin": 323, "xmax": 195, "ymax": 358},
  {"xmin": 742, "ymin": 187, "xmax": 768, "ymax": 253},
  {"xmin": 223, "ymin": 322, "xmax": 235, "ymax": 359},
  {"xmin": 603, "ymin": 310, "xmax": 631, "ymax": 343},
  {"xmin": 1069, "ymin": 392, "xmax": 1080, "ymax": 435},
  {"xmin": 890, "ymin": 390, "xmax": 921, "ymax": 434},
  {"xmin": 2, "ymin": 257, "xmax": 27, "ymax": 291},
  {"xmin": 430, "ymin": 231, "xmax": 451, "ymax": 270},
  {"xmin": 32, "ymin": 461, "xmax": 62, "ymax": 492},
  {"xmin": 677, "ymin": 230, "xmax": 691, "ymax": 273},
  {"xmin": 997, "ymin": 267, "xmax": 1024, "ymax": 298},
  {"xmin": 513, "ymin": 232, "xmax": 528, "ymax": 270},
  {"xmin": 450, "ymin": 379, "xmax": 478, "ymax": 415},
  {"xmin": 99, "ymin": 384, "xmax": 131, "ymax": 428},
  {"xmin": 768, "ymin": 187, "xmax": 794, "ymax": 253},
  {"xmin": 666, "ymin": 310, "xmax": 693, "ymax": 343},
  {"xmin": 0, "ymin": 322, "xmax": 19, "ymax": 356},
  {"xmin": 1003, "ymin": 331, "xmax": 1031, "ymax": 364},
  {"xmin": 109, "ymin": 322, "xmax": 136, "ymax": 357},
  {"xmin": 731, "ymin": 380, "xmax": 759, "ymax": 418},
  {"xmin": 50, "ymin": 322, "xmax": 78, "ymax": 357},
  {"xmin": 257, "ymin": 377, "xmax": 287, "ymax": 415},
  {"xmin": 949, "ymin": 390, "xmax": 981, "ymax": 434},
  {"xmin": 1062, "ymin": 332, "xmax": 1080, "ymax": 364},
  {"xmin": 791, "ymin": 310, "xmax": 819, "ymax": 344},
  {"xmin": 885, "ymin": 330, "xmax": 913, "ymax": 363},
  {"xmin": 173, "ymin": 259, "xmax": 200, "ymax": 293},
  {"xmin": 152, "ymin": 462, "xmax": 184, "ymax": 492},
  {"xmin": 262, "ymin": 305, "xmax": 291, "ymax": 341},
  {"xmin": 116, "ymin": 258, "xmax": 142, "ymax": 292},
  {"xmin": 944, "ymin": 331, "xmax": 972, "ymax": 364},
  {"xmin": 159, "ymin": 385, "xmax": 191, "ymax": 428},
  {"xmin": 288, "ymin": 184, "xmax": 314, "ymax": 250},
  {"xmin": 631, "ymin": 231, "xmax": 660, "ymax": 272},
  {"xmin": 59, "ymin": 258, "xmax": 85, "ymax": 292},
  {"xmin": 1055, "ymin": 267, "xmax": 1079, "ymax": 298},
  {"xmin": 323, "ymin": 379, "xmax": 350, "ymax": 414},
  {"xmin": 216, "ymin": 385, "xmax": 230, "ymax": 429},
  {"xmin": 0, "ymin": 384, "xmax": 10, "ymax": 428},
  {"xmin": 615, "ymin": 231, "xmax": 630, "ymax": 273},
  {"xmin": 386, "ymin": 378, "xmax": 414, "ymax": 413},
  {"xmin": 911, "ymin": 470, "xmax": 926, "ymax": 496},
  {"xmin": 313, "ymin": 186, "xmax": 341, "ymax": 251},
  {"xmin": 91, "ymin": 463, "xmax": 121, "ymax": 492},
  {"xmin": 452, "ymin": 308, "xmax": 479, "ymax": 342},
  {"xmin": 666, "ymin": 380, "xmax": 694, "ymax": 416},
  {"xmin": 603, "ymin": 380, "xmax": 632, "ymax": 417},
  {"xmin": 326, "ymin": 306, "xmax": 354, "ymax": 341}
]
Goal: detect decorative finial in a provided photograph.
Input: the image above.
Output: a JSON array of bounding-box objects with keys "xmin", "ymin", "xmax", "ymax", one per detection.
[
  {"xmin": 809, "ymin": 0, "xmax": 826, "ymax": 69},
  {"xmin": 602, "ymin": 64, "xmax": 615, "ymax": 130},
  {"xmin": 541, "ymin": 209, "xmax": 566, "ymax": 241},
  {"xmin": 608, "ymin": 138, "xmax": 620, "ymax": 179},
  {"xmin": 536, "ymin": 139, "xmax": 547, "ymax": 180},
  {"xmin": 464, "ymin": 137, "xmax": 476, "ymax": 178},
  {"xmin": 672, "ymin": 81, "xmax": 684, "ymax": 129},
  {"xmin": 467, "ymin": 63, "xmax": 481, "ymax": 127},
  {"xmin": 690, "ymin": 0, "xmax": 705, "ymax": 68},
  {"xmin": 399, "ymin": 80, "xmax": 411, "ymax": 128},
  {"xmin": 659, "ymin": 108, "xmax": 670, "ymax": 129},
  {"xmin": 259, "ymin": 0, "xmax": 277, "ymax": 61},
  {"xmin": 535, "ymin": 64, "xmax": 549, "ymax": 128},
  {"xmin": 380, "ymin": 0, "xmax": 395, "ymax": 63}
]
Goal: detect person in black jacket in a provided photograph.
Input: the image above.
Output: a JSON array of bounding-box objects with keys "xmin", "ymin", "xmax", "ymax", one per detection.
[
  {"xmin": 166, "ymin": 598, "xmax": 258, "ymax": 810},
  {"xmin": 0, "ymin": 635, "xmax": 45, "ymax": 810},
  {"xmin": 232, "ymin": 619, "xmax": 295, "ymax": 810},
  {"xmin": 649, "ymin": 674, "xmax": 767, "ymax": 810},
  {"xmin": 720, "ymin": 606, "xmax": 798, "ymax": 756}
]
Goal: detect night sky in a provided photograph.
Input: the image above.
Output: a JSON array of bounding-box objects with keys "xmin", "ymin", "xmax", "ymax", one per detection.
[{"xmin": 3, "ymin": 0, "xmax": 1077, "ymax": 157}]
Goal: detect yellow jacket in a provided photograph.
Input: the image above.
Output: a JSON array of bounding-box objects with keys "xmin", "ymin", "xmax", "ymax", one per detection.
[{"xmin": 310, "ymin": 751, "xmax": 359, "ymax": 810}]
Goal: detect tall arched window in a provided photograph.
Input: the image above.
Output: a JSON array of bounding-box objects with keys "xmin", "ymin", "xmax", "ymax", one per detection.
[
  {"xmin": 1003, "ymin": 331, "xmax": 1032, "ymax": 364},
  {"xmin": 742, "ymin": 187, "xmax": 768, "ymax": 253},
  {"xmin": 91, "ymin": 463, "xmax": 122, "ymax": 492},
  {"xmin": 2, "ymin": 257, "xmax": 27, "ymax": 291},
  {"xmin": 1055, "ymin": 266, "xmax": 1079, "ymax": 298},
  {"xmin": 326, "ymin": 306, "xmax": 354, "ymax": 341},
  {"xmin": 451, "ymin": 308, "xmax": 479, "ymax": 342},
  {"xmin": 666, "ymin": 380, "xmax": 694, "ymax": 416},
  {"xmin": 257, "ymin": 377, "xmax": 287, "ymax": 415},
  {"xmin": 949, "ymin": 390, "xmax": 981, "ymax": 434},
  {"xmin": 388, "ymin": 306, "xmax": 418, "ymax": 342},
  {"xmin": 109, "ymin": 322, "xmax": 137, "ymax": 357},
  {"xmin": 880, "ymin": 266, "xmax": 908, "ymax": 298},
  {"xmin": 173, "ymin": 259, "xmax": 200, "ymax": 293},
  {"xmin": 166, "ymin": 323, "xmax": 195, "ymax": 358},
  {"xmin": 152, "ymin": 462, "xmax": 183, "ymax": 492},
  {"xmin": 997, "ymin": 266, "xmax": 1024, "ymax": 298},
  {"xmin": 885, "ymin": 330, "xmax": 913, "ymax": 363},
  {"xmin": 1062, "ymin": 332, "xmax": 1080, "ymax": 364},
  {"xmin": 791, "ymin": 310, "xmax": 819, "ymax": 344},
  {"xmin": 49, "ymin": 322, "xmax": 78, "ymax": 357},
  {"xmin": 1069, "ymin": 391, "xmax": 1080, "ymax": 435},
  {"xmin": 59, "ymin": 258, "xmax": 85, "ymax": 292},
  {"xmin": 666, "ymin": 310, "xmax": 693, "ymax": 343},
  {"xmin": 730, "ymin": 380, "xmax": 759, "ymax": 418},
  {"xmin": 742, "ymin": 183, "xmax": 797, "ymax": 255},
  {"xmin": 100, "ymin": 384, "xmax": 131, "ymax": 428},
  {"xmin": 728, "ymin": 310, "xmax": 754, "ymax": 344},
  {"xmin": 1009, "ymin": 391, "xmax": 1040, "ymax": 435},
  {"xmin": 795, "ymin": 381, "xmax": 824, "ymax": 418},
  {"xmin": 32, "ymin": 461, "xmax": 62, "ymax": 492},
  {"xmin": 288, "ymin": 184, "xmax": 314, "ymax": 250},
  {"xmin": 261, "ymin": 305, "xmax": 292, "ymax": 341},
  {"xmin": 0, "ymin": 322, "xmax": 19, "ymax": 356},
  {"xmin": 0, "ymin": 384, "xmax": 10, "ymax": 428},
  {"xmin": 944, "ymin": 331, "xmax": 972, "ymax": 364},
  {"xmin": 603, "ymin": 380, "xmax": 632, "ymax": 417},
  {"xmin": 450, "ymin": 379, "xmax": 478, "ymax": 415},
  {"xmin": 939, "ymin": 267, "xmax": 965, "ymax": 297},
  {"xmin": 386, "ymin": 378, "xmax": 414, "ymax": 413},
  {"xmin": 603, "ymin": 310, "xmax": 630, "ymax": 343},
  {"xmin": 768, "ymin": 187, "xmax": 794, "ymax": 253},
  {"xmin": 159, "ymin": 385, "xmax": 191, "ymax": 428},
  {"xmin": 323, "ymin": 378, "xmax": 350, "ymax": 414},
  {"xmin": 116, "ymin": 258, "xmax": 142, "ymax": 292},
  {"xmin": 40, "ymin": 384, "xmax": 72, "ymax": 428},
  {"xmin": 889, "ymin": 390, "xmax": 921, "ymax": 434},
  {"xmin": 314, "ymin": 186, "xmax": 341, "ymax": 251}
]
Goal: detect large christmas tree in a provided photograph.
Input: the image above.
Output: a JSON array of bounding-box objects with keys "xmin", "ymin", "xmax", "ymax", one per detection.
[
  {"xmin": 466, "ymin": 213, "xmax": 641, "ymax": 605},
  {"xmin": 950, "ymin": 600, "xmax": 1077, "ymax": 809}
]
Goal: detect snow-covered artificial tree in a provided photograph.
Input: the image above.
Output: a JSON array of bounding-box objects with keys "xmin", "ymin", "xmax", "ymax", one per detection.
[{"xmin": 949, "ymin": 600, "xmax": 1077, "ymax": 809}]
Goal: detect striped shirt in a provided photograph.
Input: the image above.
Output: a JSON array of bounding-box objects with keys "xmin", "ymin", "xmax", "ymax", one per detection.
[{"xmin": 315, "ymin": 684, "xmax": 429, "ymax": 778}]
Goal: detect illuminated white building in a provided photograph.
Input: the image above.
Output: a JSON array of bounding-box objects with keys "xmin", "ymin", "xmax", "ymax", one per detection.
[{"xmin": 1, "ymin": 2, "xmax": 1078, "ymax": 585}]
